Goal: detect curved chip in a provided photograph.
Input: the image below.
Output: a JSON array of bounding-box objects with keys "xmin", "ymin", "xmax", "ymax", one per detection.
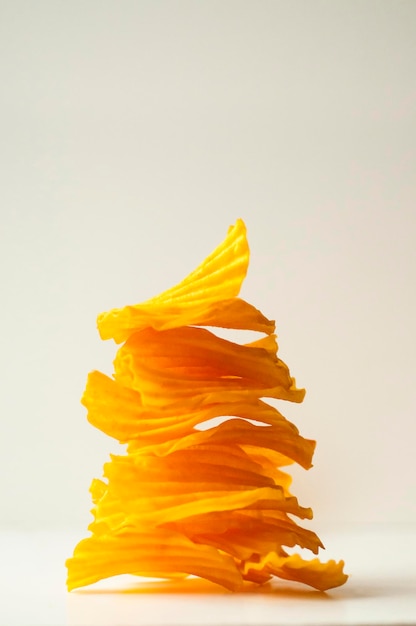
[{"xmin": 97, "ymin": 219, "xmax": 254, "ymax": 342}]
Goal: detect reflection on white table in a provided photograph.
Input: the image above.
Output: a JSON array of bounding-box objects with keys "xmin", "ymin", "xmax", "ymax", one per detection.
[{"xmin": 0, "ymin": 525, "xmax": 415, "ymax": 626}]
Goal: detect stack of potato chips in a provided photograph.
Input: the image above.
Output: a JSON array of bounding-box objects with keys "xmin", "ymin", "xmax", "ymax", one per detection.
[{"xmin": 66, "ymin": 219, "xmax": 347, "ymax": 592}]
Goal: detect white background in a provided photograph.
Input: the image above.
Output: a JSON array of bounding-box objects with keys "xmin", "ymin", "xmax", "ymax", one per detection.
[{"xmin": 1, "ymin": 0, "xmax": 415, "ymax": 537}]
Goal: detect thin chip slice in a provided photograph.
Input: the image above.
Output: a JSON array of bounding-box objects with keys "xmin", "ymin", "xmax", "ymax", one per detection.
[
  {"xmin": 97, "ymin": 220, "xmax": 255, "ymax": 342},
  {"xmin": 66, "ymin": 529, "xmax": 243, "ymax": 591},
  {"xmin": 242, "ymin": 552, "xmax": 348, "ymax": 591},
  {"xmin": 113, "ymin": 326, "xmax": 305, "ymax": 407}
]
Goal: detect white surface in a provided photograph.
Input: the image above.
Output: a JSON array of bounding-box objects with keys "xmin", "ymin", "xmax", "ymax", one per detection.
[{"xmin": 1, "ymin": 525, "xmax": 415, "ymax": 626}]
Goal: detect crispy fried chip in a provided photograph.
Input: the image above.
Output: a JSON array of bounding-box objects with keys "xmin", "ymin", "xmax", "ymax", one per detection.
[
  {"xmin": 67, "ymin": 219, "xmax": 347, "ymax": 592},
  {"xmin": 97, "ymin": 219, "xmax": 273, "ymax": 342}
]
